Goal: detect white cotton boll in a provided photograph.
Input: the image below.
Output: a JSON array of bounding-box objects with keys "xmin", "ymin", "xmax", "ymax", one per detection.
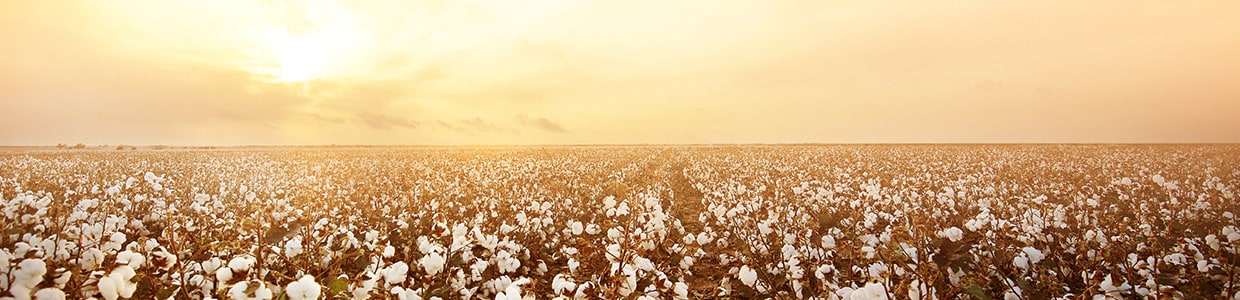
[
  {"xmin": 421, "ymin": 251, "xmax": 446, "ymax": 276},
  {"xmin": 1098, "ymin": 274, "xmax": 1130, "ymax": 296},
  {"xmin": 552, "ymin": 274, "xmax": 576, "ymax": 295},
  {"xmin": 217, "ymin": 267, "xmax": 234, "ymax": 283},
  {"xmin": 585, "ymin": 223, "xmax": 601, "ymax": 235},
  {"xmin": 382, "ymin": 262, "xmax": 409, "ymax": 285},
  {"xmin": 737, "ymin": 265, "xmax": 758, "ymax": 287},
  {"xmin": 680, "ymin": 256, "xmax": 695, "ymax": 269},
  {"xmin": 852, "ymin": 282, "xmax": 888, "ymax": 300},
  {"xmin": 203, "ymin": 257, "xmax": 224, "ymax": 274},
  {"xmin": 907, "ymin": 279, "xmax": 932, "ymax": 300},
  {"xmin": 286, "ymin": 275, "xmax": 321, "ymax": 300},
  {"xmin": 150, "ymin": 248, "xmax": 177, "ymax": 271},
  {"xmin": 10, "ymin": 258, "xmax": 48, "ymax": 299},
  {"xmin": 1198, "ymin": 260, "xmax": 1212, "ymax": 273},
  {"xmin": 35, "ymin": 287, "xmax": 67, "ymax": 300},
  {"xmin": 758, "ymin": 221, "xmax": 773, "ymax": 235},
  {"xmin": 286, "ymin": 237, "xmax": 304, "ymax": 258},
  {"xmin": 116, "ymin": 250, "xmax": 145, "ymax": 270},
  {"xmin": 821, "ymin": 235, "xmax": 836, "ymax": 250},
  {"xmin": 697, "ymin": 232, "xmax": 712, "ymax": 245},
  {"xmin": 365, "ymin": 230, "xmax": 380, "ymax": 244},
  {"xmin": 80, "ymin": 248, "xmax": 105, "ymax": 271},
  {"xmin": 938, "ymin": 227, "xmax": 963, "ymax": 242},
  {"xmin": 496, "ymin": 277, "xmax": 531, "ymax": 300},
  {"xmin": 1207, "ymin": 235, "xmax": 1222, "ymax": 251},
  {"xmin": 228, "ymin": 281, "xmax": 274, "ymax": 300},
  {"xmin": 633, "ymin": 256, "xmax": 655, "ymax": 272},
  {"xmin": 390, "ymin": 286, "xmax": 422, "ymax": 300},
  {"xmin": 673, "ymin": 282, "xmax": 689, "ymax": 299},
  {"xmin": 495, "ymin": 250, "xmax": 521, "ymax": 274},
  {"xmin": 570, "ymin": 221, "xmax": 584, "ymax": 236},
  {"xmin": 607, "ymin": 228, "xmax": 623, "ymax": 241},
  {"xmin": 99, "ymin": 265, "xmax": 138, "ymax": 300},
  {"xmin": 1013, "ymin": 256, "xmax": 1029, "ymax": 270},
  {"xmin": 554, "ymin": 256, "xmax": 575, "ymax": 274},
  {"xmin": 1164, "ymin": 253, "xmax": 1188, "ymax": 265},
  {"xmin": 604, "ymin": 196, "xmax": 617, "ymax": 210},
  {"xmin": 383, "ymin": 245, "xmax": 396, "ymax": 258},
  {"xmin": 1022, "ymin": 247, "xmax": 1045, "ymax": 264},
  {"xmin": 229, "ymin": 255, "xmax": 257, "ymax": 272}
]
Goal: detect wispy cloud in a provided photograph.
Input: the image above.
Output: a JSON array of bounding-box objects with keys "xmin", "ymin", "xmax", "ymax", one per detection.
[{"xmin": 516, "ymin": 114, "xmax": 567, "ymax": 133}]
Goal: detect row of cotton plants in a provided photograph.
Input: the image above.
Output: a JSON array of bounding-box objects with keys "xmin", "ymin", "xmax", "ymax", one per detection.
[{"xmin": 0, "ymin": 145, "xmax": 1237, "ymax": 299}]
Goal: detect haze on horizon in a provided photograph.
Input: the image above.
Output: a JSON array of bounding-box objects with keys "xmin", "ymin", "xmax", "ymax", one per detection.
[{"xmin": 3, "ymin": 0, "xmax": 1239, "ymax": 146}]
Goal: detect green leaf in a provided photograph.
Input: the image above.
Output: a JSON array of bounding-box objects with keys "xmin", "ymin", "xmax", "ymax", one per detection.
[{"xmin": 965, "ymin": 284, "xmax": 992, "ymax": 300}]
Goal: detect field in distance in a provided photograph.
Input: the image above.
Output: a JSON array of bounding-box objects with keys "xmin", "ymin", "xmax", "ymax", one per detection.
[{"xmin": 1, "ymin": 145, "xmax": 1237, "ymax": 299}]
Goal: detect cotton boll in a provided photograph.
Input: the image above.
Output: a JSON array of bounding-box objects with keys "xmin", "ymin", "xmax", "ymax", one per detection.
[
  {"xmin": 390, "ymin": 286, "xmax": 422, "ymax": 300},
  {"xmin": 937, "ymin": 227, "xmax": 963, "ymax": 242},
  {"xmin": 852, "ymin": 282, "xmax": 888, "ymax": 300},
  {"xmin": 10, "ymin": 258, "xmax": 48, "ymax": 300},
  {"xmin": 115, "ymin": 250, "xmax": 145, "ymax": 270},
  {"xmin": 228, "ymin": 280, "xmax": 274, "ymax": 300},
  {"xmin": 552, "ymin": 274, "xmax": 576, "ymax": 295},
  {"xmin": 421, "ymin": 250, "xmax": 446, "ymax": 276},
  {"xmin": 35, "ymin": 288, "xmax": 67, "ymax": 300},
  {"xmin": 80, "ymin": 248, "xmax": 105, "ymax": 272},
  {"xmin": 1022, "ymin": 247, "xmax": 1045, "ymax": 264},
  {"xmin": 1013, "ymin": 256, "xmax": 1029, "ymax": 270},
  {"xmin": 496, "ymin": 277, "xmax": 531, "ymax": 300},
  {"xmin": 280, "ymin": 239, "xmax": 304, "ymax": 259},
  {"xmin": 202, "ymin": 257, "xmax": 224, "ymax": 274},
  {"xmin": 98, "ymin": 265, "xmax": 138, "ymax": 300},
  {"xmin": 673, "ymin": 282, "xmax": 689, "ymax": 299},
  {"xmin": 383, "ymin": 245, "xmax": 396, "ymax": 258},
  {"xmin": 382, "ymin": 262, "xmax": 409, "ymax": 285},
  {"xmin": 570, "ymin": 221, "xmax": 584, "ymax": 236},
  {"xmin": 494, "ymin": 250, "xmax": 521, "ymax": 274},
  {"xmin": 285, "ymin": 275, "xmax": 321, "ymax": 300},
  {"xmin": 229, "ymin": 255, "xmax": 257, "ymax": 273},
  {"xmin": 737, "ymin": 265, "xmax": 758, "ymax": 287}
]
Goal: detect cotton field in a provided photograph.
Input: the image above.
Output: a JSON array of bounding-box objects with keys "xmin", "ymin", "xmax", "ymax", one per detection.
[{"xmin": 1, "ymin": 145, "xmax": 1238, "ymax": 299}]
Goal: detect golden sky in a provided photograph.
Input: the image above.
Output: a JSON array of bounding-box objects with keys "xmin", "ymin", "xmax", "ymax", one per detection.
[{"xmin": 2, "ymin": 0, "xmax": 1239, "ymax": 145}]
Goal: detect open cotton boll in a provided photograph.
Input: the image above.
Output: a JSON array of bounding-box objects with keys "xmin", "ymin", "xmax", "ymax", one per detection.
[
  {"xmin": 937, "ymin": 227, "xmax": 964, "ymax": 242},
  {"xmin": 229, "ymin": 255, "xmax": 257, "ymax": 273},
  {"xmin": 421, "ymin": 250, "xmax": 446, "ymax": 276},
  {"xmin": 570, "ymin": 221, "xmax": 584, "ymax": 236},
  {"xmin": 98, "ymin": 265, "xmax": 138, "ymax": 300},
  {"xmin": 228, "ymin": 280, "xmax": 274, "ymax": 300},
  {"xmin": 115, "ymin": 250, "xmax": 145, "ymax": 270},
  {"xmin": 381, "ymin": 261, "xmax": 409, "ymax": 285},
  {"xmin": 390, "ymin": 286, "xmax": 421, "ymax": 300},
  {"xmin": 285, "ymin": 275, "xmax": 321, "ymax": 300},
  {"xmin": 35, "ymin": 288, "xmax": 67, "ymax": 300},
  {"xmin": 9, "ymin": 258, "xmax": 48, "ymax": 300},
  {"xmin": 495, "ymin": 277, "xmax": 531, "ymax": 300},
  {"xmin": 551, "ymin": 274, "xmax": 576, "ymax": 295},
  {"xmin": 285, "ymin": 236, "xmax": 304, "ymax": 258},
  {"xmin": 1022, "ymin": 247, "xmax": 1045, "ymax": 264},
  {"xmin": 737, "ymin": 265, "xmax": 758, "ymax": 287},
  {"xmin": 851, "ymin": 282, "xmax": 889, "ymax": 300}
]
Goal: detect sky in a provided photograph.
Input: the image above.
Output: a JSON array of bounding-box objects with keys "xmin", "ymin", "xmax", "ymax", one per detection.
[{"xmin": 2, "ymin": 0, "xmax": 1239, "ymax": 145}]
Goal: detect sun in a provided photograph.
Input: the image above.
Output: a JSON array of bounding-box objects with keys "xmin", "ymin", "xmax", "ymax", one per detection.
[
  {"xmin": 260, "ymin": 32, "xmax": 333, "ymax": 82},
  {"xmin": 246, "ymin": 9, "xmax": 369, "ymax": 83}
]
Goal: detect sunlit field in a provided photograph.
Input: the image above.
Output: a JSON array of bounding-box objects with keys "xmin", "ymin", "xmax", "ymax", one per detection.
[{"xmin": 1, "ymin": 145, "xmax": 1238, "ymax": 299}]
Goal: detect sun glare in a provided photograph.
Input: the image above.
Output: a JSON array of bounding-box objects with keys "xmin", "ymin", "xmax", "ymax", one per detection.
[
  {"xmin": 262, "ymin": 32, "xmax": 332, "ymax": 82},
  {"xmin": 247, "ymin": 8, "xmax": 369, "ymax": 83}
]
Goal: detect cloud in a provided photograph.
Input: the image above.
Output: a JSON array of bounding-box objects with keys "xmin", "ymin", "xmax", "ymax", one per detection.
[
  {"xmin": 355, "ymin": 112, "xmax": 420, "ymax": 130},
  {"xmin": 459, "ymin": 117, "xmax": 501, "ymax": 132},
  {"xmin": 516, "ymin": 114, "xmax": 567, "ymax": 133}
]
